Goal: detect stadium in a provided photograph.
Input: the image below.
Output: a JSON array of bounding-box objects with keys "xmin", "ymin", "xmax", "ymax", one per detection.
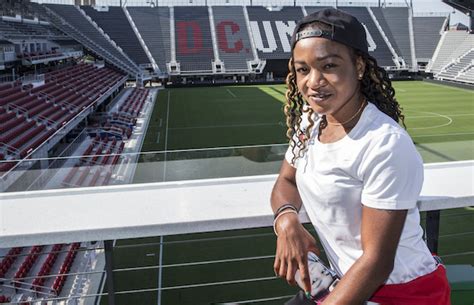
[{"xmin": 0, "ymin": 0, "xmax": 473, "ymax": 304}]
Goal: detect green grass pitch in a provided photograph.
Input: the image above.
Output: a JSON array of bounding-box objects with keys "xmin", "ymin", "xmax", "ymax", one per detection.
[{"xmin": 103, "ymin": 81, "xmax": 473, "ymax": 305}]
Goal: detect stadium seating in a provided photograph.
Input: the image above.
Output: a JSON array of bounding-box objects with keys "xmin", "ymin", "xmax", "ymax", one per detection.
[
  {"xmin": 174, "ymin": 6, "xmax": 214, "ymax": 72},
  {"xmin": 413, "ymin": 16, "xmax": 447, "ymax": 61},
  {"xmin": 60, "ymin": 88, "xmax": 148, "ymax": 187},
  {"xmin": 13, "ymin": 246, "xmax": 43, "ymax": 287},
  {"xmin": 0, "ymin": 64, "xmax": 126, "ymax": 174},
  {"xmin": 127, "ymin": 7, "xmax": 172, "ymax": 73},
  {"xmin": 81, "ymin": 6, "xmax": 150, "ymax": 65},
  {"xmin": 246, "ymin": 6, "xmax": 304, "ymax": 60},
  {"xmin": 437, "ymin": 49, "xmax": 474, "ymax": 82},
  {"xmin": 0, "ymin": 247, "xmax": 23, "ymax": 279},
  {"xmin": 62, "ymin": 136, "xmax": 124, "ymax": 187},
  {"xmin": 118, "ymin": 88, "xmax": 149, "ymax": 116},
  {"xmin": 304, "ymin": 6, "xmax": 332, "ymax": 14},
  {"xmin": 51, "ymin": 243, "xmax": 80, "ymax": 296},
  {"xmin": 338, "ymin": 7, "xmax": 394, "ymax": 67},
  {"xmin": 0, "ymin": 295, "xmax": 11, "ymax": 304},
  {"xmin": 3, "ymin": 20, "xmax": 63, "ymax": 37},
  {"xmin": 212, "ymin": 6, "xmax": 255, "ymax": 72},
  {"xmin": 0, "ymin": 20, "xmax": 21, "ymax": 35},
  {"xmin": 44, "ymin": 4, "xmax": 140, "ymax": 76},
  {"xmin": 457, "ymin": 66, "xmax": 474, "ymax": 83},
  {"xmin": 31, "ymin": 244, "xmax": 63, "ymax": 291},
  {"xmin": 429, "ymin": 31, "xmax": 471, "ymax": 73},
  {"xmin": 370, "ymin": 7, "xmax": 409, "ymax": 66}
]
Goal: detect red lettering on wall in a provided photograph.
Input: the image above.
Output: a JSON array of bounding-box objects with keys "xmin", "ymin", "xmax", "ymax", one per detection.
[
  {"xmin": 176, "ymin": 21, "xmax": 203, "ymax": 54},
  {"xmin": 217, "ymin": 21, "xmax": 243, "ymax": 53}
]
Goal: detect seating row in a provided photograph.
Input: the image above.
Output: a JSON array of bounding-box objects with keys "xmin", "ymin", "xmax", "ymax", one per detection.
[
  {"xmin": 0, "ymin": 247, "xmax": 23, "ymax": 278},
  {"xmin": 13, "ymin": 246, "xmax": 43, "ymax": 285},
  {"xmin": 0, "ymin": 64, "xmax": 125, "ymax": 174},
  {"xmin": 51, "ymin": 243, "xmax": 80, "ymax": 296},
  {"xmin": 31, "ymin": 244, "xmax": 63, "ymax": 291}
]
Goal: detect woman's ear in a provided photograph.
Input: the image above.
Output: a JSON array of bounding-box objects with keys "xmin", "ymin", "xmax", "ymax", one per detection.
[{"xmin": 356, "ymin": 55, "xmax": 366, "ymax": 80}]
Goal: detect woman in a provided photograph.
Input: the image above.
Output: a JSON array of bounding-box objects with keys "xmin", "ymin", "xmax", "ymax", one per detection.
[{"xmin": 271, "ymin": 8, "xmax": 450, "ymax": 305}]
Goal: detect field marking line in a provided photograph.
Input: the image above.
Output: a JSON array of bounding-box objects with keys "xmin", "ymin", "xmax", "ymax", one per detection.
[
  {"xmin": 406, "ymin": 113, "xmax": 474, "ymax": 119},
  {"xmin": 157, "ymin": 236, "xmax": 164, "ymax": 305},
  {"xmin": 411, "ymin": 131, "xmax": 474, "ymax": 138},
  {"xmin": 226, "ymin": 88, "xmax": 237, "ymax": 98},
  {"xmin": 159, "ymin": 118, "xmax": 163, "ymax": 128},
  {"xmin": 156, "ymin": 131, "xmax": 161, "ymax": 144},
  {"xmin": 170, "ymin": 122, "xmax": 282, "ymax": 130},
  {"xmin": 407, "ymin": 110, "xmax": 453, "ymax": 130},
  {"xmin": 421, "ymin": 81, "xmax": 474, "ymax": 93},
  {"xmin": 163, "ymin": 91, "xmax": 171, "ymax": 180}
]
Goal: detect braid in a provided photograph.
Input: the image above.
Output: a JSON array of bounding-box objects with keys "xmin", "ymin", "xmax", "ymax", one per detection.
[
  {"xmin": 285, "ymin": 57, "xmax": 315, "ymax": 166},
  {"xmin": 284, "ymin": 50, "xmax": 405, "ymax": 165},
  {"xmin": 358, "ymin": 51, "xmax": 405, "ymax": 128}
]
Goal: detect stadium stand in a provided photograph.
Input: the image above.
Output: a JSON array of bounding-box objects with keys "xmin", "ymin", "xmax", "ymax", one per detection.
[
  {"xmin": 81, "ymin": 6, "xmax": 151, "ymax": 66},
  {"xmin": 371, "ymin": 7, "xmax": 410, "ymax": 67},
  {"xmin": 428, "ymin": 30, "xmax": 472, "ymax": 73},
  {"xmin": 246, "ymin": 6, "xmax": 304, "ymax": 60},
  {"xmin": 2, "ymin": 20, "xmax": 66, "ymax": 38},
  {"xmin": 0, "ymin": 0, "xmax": 37, "ymax": 19},
  {"xmin": 0, "ymin": 242, "xmax": 83, "ymax": 301},
  {"xmin": 413, "ymin": 16, "xmax": 447, "ymax": 63},
  {"xmin": 43, "ymin": 4, "xmax": 142, "ymax": 77},
  {"xmin": 174, "ymin": 6, "xmax": 214, "ymax": 73},
  {"xmin": 0, "ymin": 1, "xmax": 473, "ymax": 304},
  {"xmin": 127, "ymin": 6, "xmax": 172, "ymax": 73},
  {"xmin": 457, "ymin": 65, "xmax": 474, "ymax": 83},
  {"xmin": 0, "ymin": 63, "xmax": 126, "ymax": 176},
  {"xmin": 437, "ymin": 49, "xmax": 474, "ymax": 82},
  {"xmin": 212, "ymin": 6, "xmax": 255, "ymax": 72},
  {"xmin": 338, "ymin": 7, "xmax": 395, "ymax": 67}
]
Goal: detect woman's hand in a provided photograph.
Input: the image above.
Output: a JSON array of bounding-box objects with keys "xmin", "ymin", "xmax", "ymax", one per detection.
[{"xmin": 273, "ymin": 211, "xmax": 320, "ymax": 294}]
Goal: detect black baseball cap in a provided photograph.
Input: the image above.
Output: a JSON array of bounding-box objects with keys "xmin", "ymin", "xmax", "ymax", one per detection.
[{"xmin": 290, "ymin": 8, "xmax": 369, "ymax": 55}]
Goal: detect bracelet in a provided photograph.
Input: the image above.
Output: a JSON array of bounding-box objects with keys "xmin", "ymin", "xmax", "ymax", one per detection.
[
  {"xmin": 273, "ymin": 209, "xmax": 298, "ymax": 236},
  {"xmin": 274, "ymin": 204, "xmax": 298, "ymax": 219}
]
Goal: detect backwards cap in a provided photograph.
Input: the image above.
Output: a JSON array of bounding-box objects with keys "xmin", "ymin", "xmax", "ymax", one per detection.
[{"xmin": 290, "ymin": 8, "xmax": 369, "ymax": 55}]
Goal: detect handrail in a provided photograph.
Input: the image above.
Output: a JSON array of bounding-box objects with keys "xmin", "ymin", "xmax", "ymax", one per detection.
[
  {"xmin": 1, "ymin": 160, "xmax": 472, "ymax": 248},
  {"xmin": 366, "ymin": 7, "xmax": 401, "ymax": 69}
]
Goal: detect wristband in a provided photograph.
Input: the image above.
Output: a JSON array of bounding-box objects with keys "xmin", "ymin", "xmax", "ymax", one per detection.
[
  {"xmin": 274, "ymin": 204, "xmax": 298, "ymax": 219},
  {"xmin": 273, "ymin": 209, "xmax": 298, "ymax": 236}
]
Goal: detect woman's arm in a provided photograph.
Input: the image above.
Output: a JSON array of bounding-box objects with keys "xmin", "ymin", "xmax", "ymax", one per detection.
[
  {"xmin": 271, "ymin": 160, "xmax": 319, "ymax": 293},
  {"xmin": 321, "ymin": 206, "xmax": 408, "ymax": 305}
]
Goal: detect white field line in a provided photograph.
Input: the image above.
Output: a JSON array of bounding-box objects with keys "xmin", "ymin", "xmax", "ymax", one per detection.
[
  {"xmin": 409, "ymin": 111, "xmax": 453, "ymax": 130},
  {"xmin": 421, "ymin": 81, "xmax": 474, "ymax": 93},
  {"xmin": 163, "ymin": 91, "xmax": 171, "ymax": 180},
  {"xmin": 157, "ymin": 236, "xmax": 164, "ymax": 305},
  {"xmin": 412, "ymin": 131, "xmax": 474, "ymax": 138},
  {"xmin": 226, "ymin": 88, "xmax": 237, "ymax": 98},
  {"xmin": 406, "ymin": 113, "xmax": 474, "ymax": 119},
  {"xmin": 170, "ymin": 122, "xmax": 282, "ymax": 130},
  {"xmin": 156, "ymin": 131, "xmax": 161, "ymax": 144}
]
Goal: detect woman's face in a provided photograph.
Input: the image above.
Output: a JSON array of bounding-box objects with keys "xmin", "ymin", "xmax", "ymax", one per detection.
[{"xmin": 293, "ymin": 36, "xmax": 365, "ymax": 116}]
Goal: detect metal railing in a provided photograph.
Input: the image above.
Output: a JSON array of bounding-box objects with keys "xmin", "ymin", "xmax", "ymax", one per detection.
[{"xmin": 0, "ymin": 165, "xmax": 472, "ymax": 304}]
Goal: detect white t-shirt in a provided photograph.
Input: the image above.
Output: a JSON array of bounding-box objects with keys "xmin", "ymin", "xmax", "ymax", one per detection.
[{"xmin": 285, "ymin": 102, "xmax": 437, "ymax": 284}]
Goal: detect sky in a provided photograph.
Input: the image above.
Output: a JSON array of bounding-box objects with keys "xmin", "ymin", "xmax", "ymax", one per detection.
[{"xmin": 400, "ymin": 0, "xmax": 470, "ymax": 26}]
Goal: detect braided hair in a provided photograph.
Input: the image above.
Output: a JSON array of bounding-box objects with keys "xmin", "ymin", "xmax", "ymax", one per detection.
[{"xmin": 285, "ymin": 24, "xmax": 405, "ymax": 166}]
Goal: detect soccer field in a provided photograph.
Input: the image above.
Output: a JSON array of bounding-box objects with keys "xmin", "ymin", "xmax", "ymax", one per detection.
[
  {"xmin": 103, "ymin": 81, "xmax": 474, "ymax": 305},
  {"xmin": 141, "ymin": 80, "xmax": 474, "ymax": 158}
]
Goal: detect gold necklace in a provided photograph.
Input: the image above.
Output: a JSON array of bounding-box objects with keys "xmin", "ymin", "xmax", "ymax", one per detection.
[{"xmin": 326, "ymin": 98, "xmax": 367, "ymax": 126}]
